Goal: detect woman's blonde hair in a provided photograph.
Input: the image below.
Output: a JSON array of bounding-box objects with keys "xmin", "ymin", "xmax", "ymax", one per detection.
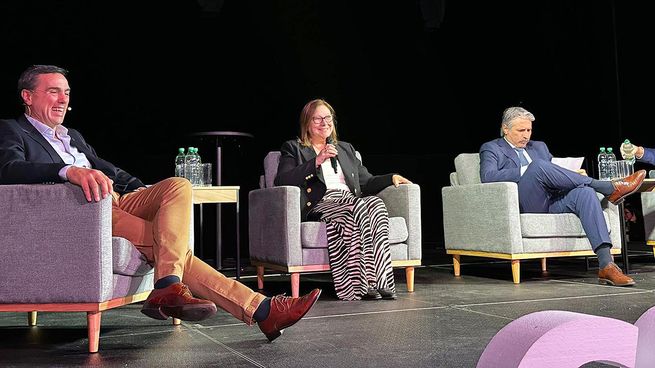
[{"xmin": 298, "ymin": 98, "xmax": 338, "ymax": 147}]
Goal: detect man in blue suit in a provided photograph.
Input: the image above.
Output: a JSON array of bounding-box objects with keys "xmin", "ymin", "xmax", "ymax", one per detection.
[{"xmin": 480, "ymin": 106, "xmax": 646, "ymax": 286}]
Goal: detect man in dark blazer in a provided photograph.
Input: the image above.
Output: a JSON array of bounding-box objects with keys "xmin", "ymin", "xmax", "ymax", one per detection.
[
  {"xmin": 0, "ymin": 64, "xmax": 320, "ymax": 342},
  {"xmin": 480, "ymin": 106, "xmax": 645, "ymax": 286}
]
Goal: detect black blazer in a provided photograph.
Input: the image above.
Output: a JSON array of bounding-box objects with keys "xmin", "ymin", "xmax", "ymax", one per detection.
[
  {"xmin": 0, "ymin": 115, "xmax": 144, "ymax": 194},
  {"xmin": 274, "ymin": 139, "xmax": 394, "ymax": 219}
]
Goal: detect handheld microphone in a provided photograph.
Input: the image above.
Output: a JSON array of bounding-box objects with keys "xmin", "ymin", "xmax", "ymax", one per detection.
[
  {"xmin": 326, "ymin": 137, "xmax": 338, "ymax": 174},
  {"xmin": 67, "ymin": 107, "xmax": 72, "ymax": 111}
]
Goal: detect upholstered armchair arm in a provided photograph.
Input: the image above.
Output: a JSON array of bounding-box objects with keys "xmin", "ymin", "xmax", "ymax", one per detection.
[
  {"xmin": 248, "ymin": 186, "xmax": 303, "ymax": 266},
  {"xmin": 599, "ymin": 193, "xmax": 621, "ymax": 247},
  {"xmin": 0, "ymin": 183, "xmax": 113, "ymax": 303},
  {"xmin": 377, "ymin": 184, "xmax": 422, "ymax": 260},
  {"xmin": 441, "ymin": 182, "xmax": 524, "ymax": 254}
]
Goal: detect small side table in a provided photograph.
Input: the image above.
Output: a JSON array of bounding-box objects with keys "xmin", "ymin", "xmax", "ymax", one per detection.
[
  {"xmin": 190, "ymin": 131, "xmax": 254, "ymax": 274},
  {"xmin": 192, "ymin": 186, "xmax": 241, "ymax": 280}
]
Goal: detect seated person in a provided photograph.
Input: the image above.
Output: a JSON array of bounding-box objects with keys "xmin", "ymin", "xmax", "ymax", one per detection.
[
  {"xmin": 480, "ymin": 106, "xmax": 646, "ymax": 286},
  {"xmin": 0, "ymin": 64, "xmax": 321, "ymax": 342},
  {"xmin": 275, "ymin": 98, "xmax": 412, "ymax": 301}
]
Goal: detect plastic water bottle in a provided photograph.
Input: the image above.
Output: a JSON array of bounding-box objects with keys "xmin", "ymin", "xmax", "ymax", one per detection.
[
  {"xmin": 606, "ymin": 147, "xmax": 617, "ymax": 180},
  {"xmin": 597, "ymin": 147, "xmax": 608, "ymax": 180},
  {"xmin": 174, "ymin": 148, "xmax": 185, "ymax": 177},
  {"xmin": 620, "ymin": 139, "xmax": 636, "ymax": 164},
  {"xmin": 194, "ymin": 148, "xmax": 203, "ymax": 186},
  {"xmin": 184, "ymin": 147, "xmax": 198, "ymax": 184}
]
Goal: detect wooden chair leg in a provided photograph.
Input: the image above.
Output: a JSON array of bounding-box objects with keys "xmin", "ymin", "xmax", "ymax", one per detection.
[
  {"xmin": 511, "ymin": 260, "xmax": 521, "ymax": 284},
  {"xmin": 28, "ymin": 311, "xmax": 37, "ymax": 326},
  {"xmin": 257, "ymin": 266, "xmax": 265, "ymax": 290},
  {"xmin": 172, "ymin": 318, "xmax": 181, "ymax": 325},
  {"xmin": 453, "ymin": 255, "xmax": 461, "ymax": 277},
  {"xmin": 405, "ymin": 267, "xmax": 415, "ymax": 292},
  {"xmin": 87, "ymin": 311, "xmax": 101, "ymax": 353},
  {"xmin": 541, "ymin": 258, "xmax": 547, "ymax": 272},
  {"xmin": 291, "ymin": 273, "xmax": 300, "ymax": 298}
]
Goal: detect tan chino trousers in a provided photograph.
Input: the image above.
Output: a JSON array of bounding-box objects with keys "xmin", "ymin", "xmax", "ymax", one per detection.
[{"xmin": 111, "ymin": 177, "xmax": 265, "ymax": 325}]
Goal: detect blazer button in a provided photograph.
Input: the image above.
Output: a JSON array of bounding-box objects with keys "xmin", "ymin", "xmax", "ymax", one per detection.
[
  {"xmin": 306, "ymin": 188, "xmax": 312, "ymax": 193},
  {"xmin": 306, "ymin": 202, "xmax": 312, "ymax": 207}
]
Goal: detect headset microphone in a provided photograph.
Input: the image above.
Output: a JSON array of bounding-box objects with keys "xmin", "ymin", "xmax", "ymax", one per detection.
[{"xmin": 67, "ymin": 107, "xmax": 72, "ymax": 111}]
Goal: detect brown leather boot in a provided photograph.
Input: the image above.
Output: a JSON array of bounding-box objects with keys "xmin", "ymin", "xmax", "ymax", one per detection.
[
  {"xmin": 141, "ymin": 282, "xmax": 217, "ymax": 321},
  {"xmin": 258, "ymin": 289, "xmax": 321, "ymax": 342},
  {"xmin": 598, "ymin": 263, "xmax": 635, "ymax": 286}
]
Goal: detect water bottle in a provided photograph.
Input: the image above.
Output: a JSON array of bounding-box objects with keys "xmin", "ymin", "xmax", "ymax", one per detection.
[
  {"xmin": 606, "ymin": 147, "xmax": 617, "ymax": 180},
  {"xmin": 174, "ymin": 148, "xmax": 185, "ymax": 177},
  {"xmin": 184, "ymin": 147, "xmax": 197, "ymax": 184},
  {"xmin": 194, "ymin": 148, "xmax": 203, "ymax": 186},
  {"xmin": 620, "ymin": 139, "xmax": 636, "ymax": 164},
  {"xmin": 597, "ymin": 147, "xmax": 608, "ymax": 180}
]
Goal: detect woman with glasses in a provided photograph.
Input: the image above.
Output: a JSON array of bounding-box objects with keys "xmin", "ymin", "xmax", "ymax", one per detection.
[{"xmin": 275, "ymin": 98, "xmax": 412, "ymax": 301}]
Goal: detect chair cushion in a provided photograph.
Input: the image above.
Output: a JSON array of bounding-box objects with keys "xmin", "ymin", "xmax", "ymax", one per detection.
[
  {"xmin": 112, "ymin": 237, "xmax": 153, "ymax": 276},
  {"xmin": 300, "ymin": 217, "xmax": 408, "ymax": 248},
  {"xmin": 520, "ymin": 212, "xmax": 611, "ymax": 238}
]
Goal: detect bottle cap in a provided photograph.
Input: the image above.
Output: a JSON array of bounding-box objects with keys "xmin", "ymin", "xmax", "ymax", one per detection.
[
  {"xmin": 607, "ymin": 147, "xmax": 613, "ymax": 152},
  {"xmin": 600, "ymin": 147, "xmax": 606, "ymax": 151},
  {"xmin": 178, "ymin": 148, "xmax": 185, "ymax": 153},
  {"xmin": 624, "ymin": 139, "xmax": 631, "ymax": 144}
]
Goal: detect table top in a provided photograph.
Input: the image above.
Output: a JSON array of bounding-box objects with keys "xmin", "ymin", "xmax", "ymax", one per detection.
[
  {"xmin": 190, "ymin": 131, "xmax": 254, "ymax": 138},
  {"xmin": 639, "ymin": 178, "xmax": 655, "ymax": 192},
  {"xmin": 192, "ymin": 186, "xmax": 239, "ymax": 204}
]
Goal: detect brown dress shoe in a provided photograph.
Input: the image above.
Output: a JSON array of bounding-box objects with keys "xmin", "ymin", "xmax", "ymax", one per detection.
[
  {"xmin": 141, "ymin": 282, "xmax": 217, "ymax": 321},
  {"xmin": 598, "ymin": 263, "xmax": 635, "ymax": 286},
  {"xmin": 607, "ymin": 169, "xmax": 646, "ymax": 205},
  {"xmin": 258, "ymin": 288, "xmax": 321, "ymax": 342}
]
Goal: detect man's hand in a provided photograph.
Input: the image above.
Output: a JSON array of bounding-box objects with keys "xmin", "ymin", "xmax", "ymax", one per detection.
[
  {"xmin": 66, "ymin": 166, "xmax": 113, "ymax": 202},
  {"xmin": 392, "ymin": 174, "xmax": 413, "ymax": 187},
  {"xmin": 576, "ymin": 169, "xmax": 588, "ymax": 176}
]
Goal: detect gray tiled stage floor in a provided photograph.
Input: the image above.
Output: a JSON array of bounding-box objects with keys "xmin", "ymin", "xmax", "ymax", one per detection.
[{"xmin": 2, "ymin": 249, "xmax": 655, "ymax": 368}]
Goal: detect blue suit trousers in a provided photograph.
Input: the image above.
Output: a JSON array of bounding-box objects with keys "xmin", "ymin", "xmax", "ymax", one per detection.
[{"xmin": 518, "ymin": 159, "xmax": 611, "ymax": 250}]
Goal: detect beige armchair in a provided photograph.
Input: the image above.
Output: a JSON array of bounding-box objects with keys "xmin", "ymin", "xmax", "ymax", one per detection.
[{"xmin": 442, "ymin": 153, "xmax": 621, "ymax": 283}]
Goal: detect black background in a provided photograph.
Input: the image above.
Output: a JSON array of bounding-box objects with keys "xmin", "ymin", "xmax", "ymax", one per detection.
[{"xmin": 2, "ymin": 1, "xmax": 654, "ymax": 261}]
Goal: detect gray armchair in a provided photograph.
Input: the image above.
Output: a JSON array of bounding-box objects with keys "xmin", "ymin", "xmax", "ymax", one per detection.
[
  {"xmin": 0, "ymin": 183, "xmax": 186, "ymax": 352},
  {"xmin": 249, "ymin": 151, "xmax": 421, "ymax": 297},
  {"xmin": 441, "ymin": 153, "xmax": 621, "ymax": 283}
]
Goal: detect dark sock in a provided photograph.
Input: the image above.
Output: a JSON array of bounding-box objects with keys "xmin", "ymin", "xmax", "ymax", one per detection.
[
  {"xmin": 595, "ymin": 244, "xmax": 613, "ymax": 269},
  {"xmin": 588, "ymin": 179, "xmax": 615, "ymax": 196},
  {"xmin": 253, "ymin": 298, "xmax": 271, "ymax": 322},
  {"xmin": 154, "ymin": 275, "xmax": 181, "ymax": 289}
]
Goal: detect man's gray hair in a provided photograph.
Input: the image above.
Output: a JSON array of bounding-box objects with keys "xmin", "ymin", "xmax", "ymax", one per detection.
[{"xmin": 500, "ymin": 106, "xmax": 535, "ymax": 137}]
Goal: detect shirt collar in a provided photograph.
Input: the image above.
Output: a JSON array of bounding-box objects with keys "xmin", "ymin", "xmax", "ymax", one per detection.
[
  {"xmin": 25, "ymin": 113, "xmax": 69, "ymax": 138},
  {"xmin": 503, "ymin": 136, "xmax": 522, "ymax": 150}
]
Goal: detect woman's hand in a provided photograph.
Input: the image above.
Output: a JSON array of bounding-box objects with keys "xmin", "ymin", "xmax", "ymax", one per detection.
[
  {"xmin": 316, "ymin": 143, "xmax": 338, "ymax": 167},
  {"xmin": 392, "ymin": 174, "xmax": 412, "ymax": 187}
]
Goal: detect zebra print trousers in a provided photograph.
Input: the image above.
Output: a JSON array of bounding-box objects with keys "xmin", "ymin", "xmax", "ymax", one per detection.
[{"xmin": 309, "ymin": 189, "xmax": 395, "ymax": 300}]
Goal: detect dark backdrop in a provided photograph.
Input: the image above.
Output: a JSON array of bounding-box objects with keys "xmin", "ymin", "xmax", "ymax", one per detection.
[{"xmin": 1, "ymin": 1, "xmax": 654, "ymax": 262}]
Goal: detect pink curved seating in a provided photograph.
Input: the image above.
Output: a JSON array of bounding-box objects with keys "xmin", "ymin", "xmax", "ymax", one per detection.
[{"xmin": 477, "ymin": 310, "xmax": 638, "ymax": 368}]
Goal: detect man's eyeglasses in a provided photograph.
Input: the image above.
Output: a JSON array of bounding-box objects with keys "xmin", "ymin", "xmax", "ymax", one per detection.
[{"xmin": 312, "ymin": 115, "xmax": 333, "ymax": 125}]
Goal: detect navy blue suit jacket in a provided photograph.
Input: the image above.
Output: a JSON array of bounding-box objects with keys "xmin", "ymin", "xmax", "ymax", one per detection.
[
  {"xmin": 0, "ymin": 115, "xmax": 144, "ymax": 194},
  {"xmin": 479, "ymin": 137, "xmax": 553, "ymax": 183},
  {"xmin": 639, "ymin": 147, "xmax": 655, "ymax": 166},
  {"xmin": 274, "ymin": 139, "xmax": 394, "ymax": 220}
]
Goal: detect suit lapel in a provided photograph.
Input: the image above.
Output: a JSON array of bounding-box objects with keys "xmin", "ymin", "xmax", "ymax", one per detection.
[
  {"xmin": 497, "ymin": 138, "xmax": 521, "ymax": 167},
  {"xmin": 16, "ymin": 116, "xmax": 64, "ymax": 164}
]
